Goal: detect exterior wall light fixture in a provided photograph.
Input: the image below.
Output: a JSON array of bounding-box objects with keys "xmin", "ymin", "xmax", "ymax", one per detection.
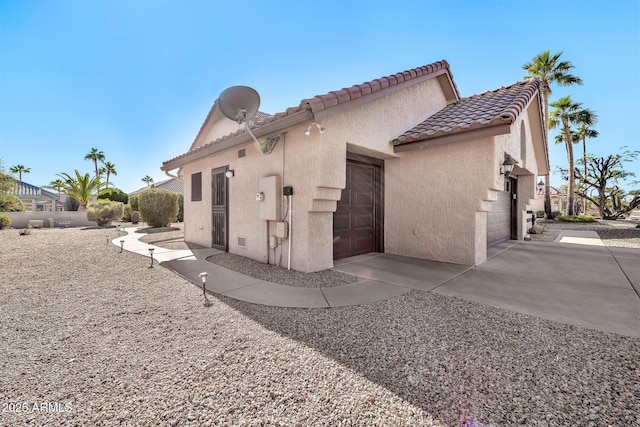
[
  {"xmin": 500, "ymin": 155, "xmax": 517, "ymax": 177},
  {"xmin": 225, "ymin": 170, "xmax": 235, "ymax": 178},
  {"xmin": 537, "ymin": 179, "xmax": 545, "ymax": 195},
  {"xmin": 304, "ymin": 123, "xmax": 325, "ymax": 136}
]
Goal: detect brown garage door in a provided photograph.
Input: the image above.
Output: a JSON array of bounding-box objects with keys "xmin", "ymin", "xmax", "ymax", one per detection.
[
  {"xmin": 487, "ymin": 177, "xmax": 517, "ymax": 246},
  {"xmin": 333, "ymin": 158, "xmax": 383, "ymax": 259}
]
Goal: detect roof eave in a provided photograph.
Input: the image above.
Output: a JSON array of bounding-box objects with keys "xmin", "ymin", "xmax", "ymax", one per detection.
[
  {"xmin": 393, "ymin": 123, "xmax": 512, "ymax": 153},
  {"xmin": 162, "ymin": 109, "xmax": 314, "ymax": 171}
]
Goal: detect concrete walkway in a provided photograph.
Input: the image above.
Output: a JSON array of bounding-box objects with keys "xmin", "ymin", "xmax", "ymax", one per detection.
[{"xmin": 114, "ymin": 228, "xmax": 640, "ymax": 337}]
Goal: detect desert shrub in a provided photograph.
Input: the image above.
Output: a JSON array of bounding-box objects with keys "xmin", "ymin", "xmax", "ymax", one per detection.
[
  {"xmin": 123, "ymin": 204, "xmax": 132, "ymax": 221},
  {"xmin": 99, "ymin": 188, "xmax": 129, "ymax": 204},
  {"xmin": 555, "ymin": 215, "xmax": 595, "ymax": 223},
  {"xmin": 138, "ymin": 188, "xmax": 178, "ymax": 228},
  {"xmin": 65, "ymin": 196, "xmax": 80, "ymax": 211},
  {"xmin": 535, "ymin": 210, "xmax": 545, "ymax": 218},
  {"xmin": 176, "ymin": 193, "xmax": 183, "ymax": 222},
  {"xmin": 0, "ymin": 215, "xmax": 11, "ymax": 229},
  {"xmin": 131, "ymin": 211, "xmax": 140, "ymax": 224},
  {"xmin": 87, "ymin": 200, "xmax": 124, "ymax": 226},
  {"xmin": 130, "ymin": 194, "xmax": 139, "ymax": 211},
  {"xmin": 0, "ymin": 194, "xmax": 25, "ymax": 212}
]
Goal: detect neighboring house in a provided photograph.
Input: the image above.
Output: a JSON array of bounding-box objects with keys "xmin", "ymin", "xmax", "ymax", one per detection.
[
  {"xmin": 162, "ymin": 60, "xmax": 548, "ymax": 272},
  {"xmin": 11, "ymin": 180, "xmax": 61, "ymax": 212},
  {"xmin": 530, "ymin": 183, "xmax": 568, "ymax": 215},
  {"xmin": 128, "ymin": 178, "xmax": 184, "ymax": 196}
]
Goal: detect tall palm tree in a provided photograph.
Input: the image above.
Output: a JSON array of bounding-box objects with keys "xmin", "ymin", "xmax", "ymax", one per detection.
[
  {"xmin": 574, "ymin": 111, "xmax": 598, "ymax": 213},
  {"xmin": 142, "ymin": 175, "xmax": 154, "ymax": 187},
  {"xmin": 84, "ymin": 148, "xmax": 105, "ymax": 192},
  {"xmin": 45, "ymin": 179, "xmax": 66, "ymax": 196},
  {"xmin": 9, "ymin": 164, "xmax": 31, "ymax": 182},
  {"xmin": 103, "ymin": 161, "xmax": 117, "ymax": 189},
  {"xmin": 523, "ymin": 50, "xmax": 583, "ymax": 218},
  {"xmin": 549, "ymin": 96, "xmax": 583, "ymax": 215},
  {"xmin": 57, "ymin": 170, "xmax": 100, "ymax": 211}
]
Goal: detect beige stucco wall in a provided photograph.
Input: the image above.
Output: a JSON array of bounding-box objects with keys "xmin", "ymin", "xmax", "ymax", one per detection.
[
  {"xmin": 178, "ymin": 77, "xmax": 545, "ymax": 271},
  {"xmin": 384, "ymin": 102, "xmax": 543, "ymax": 266},
  {"xmin": 385, "ymin": 137, "xmax": 495, "ymax": 265},
  {"xmin": 180, "ymin": 77, "xmax": 450, "ymax": 272}
]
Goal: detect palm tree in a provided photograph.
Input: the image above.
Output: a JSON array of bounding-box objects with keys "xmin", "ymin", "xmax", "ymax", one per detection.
[
  {"xmin": 574, "ymin": 111, "xmax": 598, "ymax": 213},
  {"xmin": 549, "ymin": 96, "xmax": 583, "ymax": 215},
  {"xmin": 142, "ymin": 175, "xmax": 154, "ymax": 187},
  {"xmin": 103, "ymin": 161, "xmax": 117, "ymax": 189},
  {"xmin": 45, "ymin": 179, "xmax": 66, "ymax": 196},
  {"xmin": 9, "ymin": 164, "xmax": 31, "ymax": 182},
  {"xmin": 523, "ymin": 50, "xmax": 583, "ymax": 218},
  {"xmin": 57, "ymin": 170, "xmax": 100, "ymax": 211},
  {"xmin": 84, "ymin": 148, "xmax": 105, "ymax": 192}
]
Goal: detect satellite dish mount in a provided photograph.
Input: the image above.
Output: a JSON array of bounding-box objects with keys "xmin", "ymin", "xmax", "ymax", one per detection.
[{"xmin": 217, "ymin": 86, "xmax": 277, "ymax": 155}]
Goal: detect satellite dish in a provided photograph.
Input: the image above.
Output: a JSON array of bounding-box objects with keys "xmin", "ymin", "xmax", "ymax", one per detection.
[
  {"xmin": 217, "ymin": 86, "xmax": 260, "ymax": 124},
  {"xmin": 217, "ymin": 85, "xmax": 279, "ymax": 155}
]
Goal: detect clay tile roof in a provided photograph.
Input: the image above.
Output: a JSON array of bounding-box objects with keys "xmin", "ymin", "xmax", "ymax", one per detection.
[
  {"xmin": 393, "ymin": 78, "xmax": 541, "ymax": 146},
  {"xmin": 163, "ymin": 60, "xmax": 459, "ymax": 168},
  {"xmin": 300, "ymin": 60, "xmax": 455, "ymax": 113},
  {"xmin": 129, "ymin": 178, "xmax": 184, "ymax": 196}
]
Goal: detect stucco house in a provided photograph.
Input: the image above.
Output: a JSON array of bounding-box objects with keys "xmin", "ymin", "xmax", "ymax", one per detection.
[
  {"xmin": 161, "ymin": 60, "xmax": 548, "ymax": 272},
  {"xmin": 530, "ymin": 182, "xmax": 569, "ymax": 215},
  {"xmin": 129, "ymin": 177, "xmax": 184, "ymax": 196},
  {"xmin": 11, "ymin": 180, "xmax": 61, "ymax": 212}
]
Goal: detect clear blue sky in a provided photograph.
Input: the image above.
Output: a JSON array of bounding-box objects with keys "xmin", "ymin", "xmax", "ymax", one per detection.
[{"xmin": 1, "ymin": 0, "xmax": 638, "ymax": 194}]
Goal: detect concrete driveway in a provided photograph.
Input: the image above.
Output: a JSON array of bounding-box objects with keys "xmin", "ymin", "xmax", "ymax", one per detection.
[{"xmin": 334, "ymin": 233, "xmax": 640, "ymax": 338}]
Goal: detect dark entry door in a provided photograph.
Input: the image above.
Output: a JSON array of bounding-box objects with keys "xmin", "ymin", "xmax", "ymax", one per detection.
[
  {"xmin": 487, "ymin": 177, "xmax": 517, "ymax": 246},
  {"xmin": 333, "ymin": 158, "xmax": 383, "ymax": 259},
  {"xmin": 211, "ymin": 167, "xmax": 228, "ymax": 251}
]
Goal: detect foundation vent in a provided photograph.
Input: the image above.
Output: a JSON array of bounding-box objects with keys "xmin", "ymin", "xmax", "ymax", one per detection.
[
  {"xmin": 238, "ymin": 148, "xmax": 246, "ymax": 158},
  {"xmin": 238, "ymin": 237, "xmax": 246, "ymax": 247}
]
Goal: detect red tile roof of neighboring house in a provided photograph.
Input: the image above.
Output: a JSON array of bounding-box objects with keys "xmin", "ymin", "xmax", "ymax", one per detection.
[
  {"xmin": 129, "ymin": 178, "xmax": 184, "ymax": 195},
  {"xmin": 163, "ymin": 60, "xmax": 458, "ymax": 170},
  {"xmin": 392, "ymin": 79, "xmax": 542, "ymax": 147}
]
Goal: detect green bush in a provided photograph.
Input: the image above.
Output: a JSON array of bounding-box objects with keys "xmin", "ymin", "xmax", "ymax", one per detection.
[
  {"xmin": 555, "ymin": 215, "xmax": 595, "ymax": 223},
  {"xmin": 138, "ymin": 188, "xmax": 178, "ymax": 228},
  {"xmin": 0, "ymin": 215, "xmax": 11, "ymax": 229},
  {"xmin": 123, "ymin": 204, "xmax": 132, "ymax": 222},
  {"xmin": 131, "ymin": 211, "xmax": 140, "ymax": 224},
  {"xmin": 0, "ymin": 194, "xmax": 25, "ymax": 212},
  {"xmin": 535, "ymin": 211, "xmax": 545, "ymax": 219},
  {"xmin": 99, "ymin": 188, "xmax": 129, "ymax": 204},
  {"xmin": 87, "ymin": 200, "xmax": 124, "ymax": 226},
  {"xmin": 130, "ymin": 194, "xmax": 139, "ymax": 211},
  {"xmin": 176, "ymin": 193, "xmax": 183, "ymax": 222}
]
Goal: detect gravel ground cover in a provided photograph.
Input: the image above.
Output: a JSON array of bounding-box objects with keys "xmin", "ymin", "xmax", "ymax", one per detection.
[
  {"xmin": 1, "ymin": 227, "xmax": 639, "ymax": 426},
  {"xmin": 206, "ymin": 253, "xmax": 361, "ymax": 288}
]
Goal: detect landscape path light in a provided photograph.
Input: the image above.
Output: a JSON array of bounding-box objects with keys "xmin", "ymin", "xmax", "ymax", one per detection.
[
  {"xmin": 148, "ymin": 248, "xmax": 155, "ymax": 268},
  {"xmin": 120, "ymin": 240, "xmax": 125, "ymax": 253},
  {"xmin": 106, "ymin": 234, "xmax": 110, "ymax": 244},
  {"xmin": 199, "ymin": 272, "xmax": 208, "ymax": 296}
]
